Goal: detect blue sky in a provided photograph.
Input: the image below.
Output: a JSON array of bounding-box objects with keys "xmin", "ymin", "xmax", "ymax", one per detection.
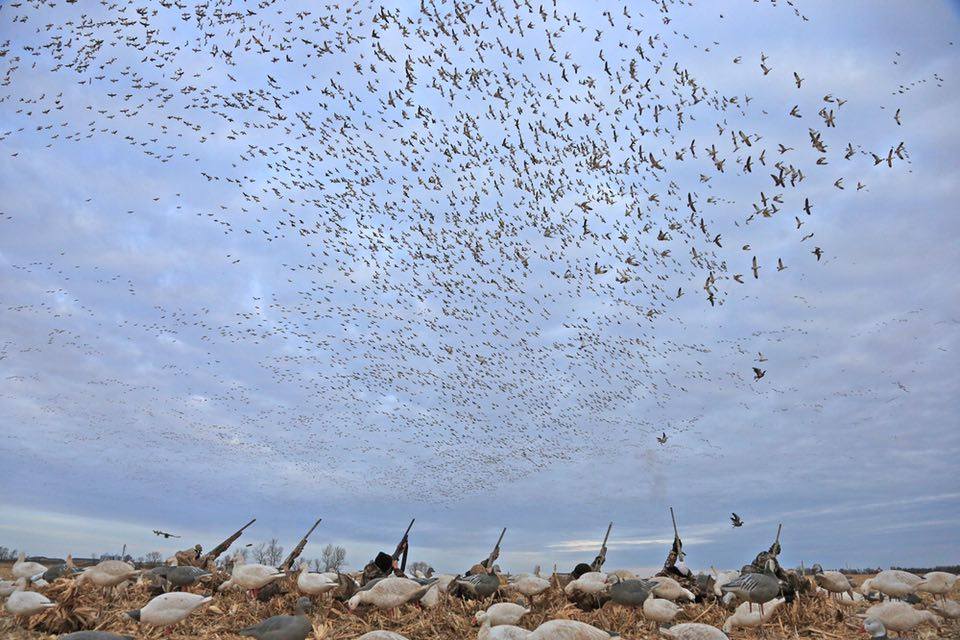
[{"xmin": 0, "ymin": 0, "xmax": 958, "ymax": 574}]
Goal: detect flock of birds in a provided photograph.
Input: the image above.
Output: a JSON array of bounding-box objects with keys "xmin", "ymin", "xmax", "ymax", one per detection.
[
  {"xmin": 2, "ymin": 550, "xmax": 959, "ymax": 639},
  {"xmin": 0, "ymin": 0, "xmax": 947, "ymax": 506}
]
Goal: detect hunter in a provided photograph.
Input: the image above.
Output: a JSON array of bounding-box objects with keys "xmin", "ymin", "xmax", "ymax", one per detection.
[{"xmin": 361, "ymin": 546, "xmax": 408, "ymax": 586}]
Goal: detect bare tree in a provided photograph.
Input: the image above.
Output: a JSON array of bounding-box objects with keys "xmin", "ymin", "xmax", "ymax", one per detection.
[
  {"xmin": 252, "ymin": 539, "xmax": 284, "ymax": 566},
  {"xmin": 320, "ymin": 544, "xmax": 346, "ymax": 572},
  {"xmin": 144, "ymin": 551, "xmax": 163, "ymax": 565},
  {"xmin": 0, "ymin": 547, "xmax": 15, "ymax": 561}
]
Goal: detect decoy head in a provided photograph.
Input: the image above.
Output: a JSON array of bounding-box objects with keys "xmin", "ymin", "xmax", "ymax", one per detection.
[
  {"xmin": 570, "ymin": 563, "xmax": 593, "ymax": 579},
  {"xmin": 862, "ymin": 617, "xmax": 887, "ymax": 639},
  {"xmin": 294, "ymin": 597, "xmax": 313, "ymax": 614},
  {"xmin": 124, "ymin": 609, "xmax": 142, "ymax": 622},
  {"xmin": 811, "ymin": 563, "xmax": 823, "ymax": 574}
]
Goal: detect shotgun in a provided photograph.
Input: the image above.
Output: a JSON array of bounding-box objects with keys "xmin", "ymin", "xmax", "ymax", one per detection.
[
  {"xmin": 202, "ymin": 518, "xmax": 256, "ymax": 564},
  {"xmin": 486, "ymin": 527, "xmax": 507, "ymax": 573},
  {"xmin": 392, "ymin": 519, "xmax": 415, "ymax": 572},
  {"xmin": 279, "ymin": 518, "xmax": 322, "ymax": 571}
]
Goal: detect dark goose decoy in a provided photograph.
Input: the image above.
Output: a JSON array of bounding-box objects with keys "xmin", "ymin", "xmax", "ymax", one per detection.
[{"xmin": 238, "ymin": 597, "xmax": 314, "ymax": 640}]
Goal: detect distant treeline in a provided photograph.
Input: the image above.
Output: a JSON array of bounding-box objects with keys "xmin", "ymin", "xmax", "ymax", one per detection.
[{"xmin": 890, "ymin": 565, "xmax": 960, "ymax": 575}]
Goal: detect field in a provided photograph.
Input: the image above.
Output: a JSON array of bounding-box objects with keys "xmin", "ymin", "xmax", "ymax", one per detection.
[{"xmin": 1, "ymin": 564, "xmax": 957, "ymax": 640}]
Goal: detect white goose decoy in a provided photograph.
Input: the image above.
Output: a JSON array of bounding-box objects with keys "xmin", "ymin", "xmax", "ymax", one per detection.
[
  {"xmin": 607, "ymin": 569, "xmax": 637, "ymax": 581},
  {"xmin": 508, "ymin": 574, "xmax": 551, "ymax": 603},
  {"xmin": 917, "ymin": 571, "xmax": 959, "ymax": 600},
  {"xmin": 642, "ymin": 597, "xmax": 681, "ymax": 630},
  {"xmin": 722, "ymin": 597, "xmax": 784, "ymax": 632},
  {"xmin": 710, "ymin": 568, "xmax": 740, "ymax": 597},
  {"xmin": 658, "ymin": 623, "xmax": 729, "ymax": 640},
  {"xmin": 5, "ymin": 585, "xmax": 56, "ymax": 618},
  {"xmin": 12, "ymin": 551, "xmax": 48, "ymax": 581},
  {"xmin": 478, "ymin": 618, "xmax": 531, "ymax": 640},
  {"xmin": 222, "ymin": 554, "xmax": 284, "ymax": 596},
  {"xmin": 125, "ymin": 592, "xmax": 212, "ymax": 633},
  {"xmin": 356, "ymin": 633, "xmax": 411, "ymax": 640},
  {"xmin": 931, "ymin": 598, "xmax": 960, "ymax": 619},
  {"xmin": 296, "ymin": 563, "xmax": 339, "ymax": 596},
  {"xmin": 861, "ymin": 601, "xmax": 940, "ymax": 635},
  {"xmin": 0, "ymin": 578, "xmax": 22, "ymax": 598},
  {"xmin": 347, "ymin": 576, "xmax": 432, "ymax": 611},
  {"xmin": 649, "ymin": 576, "xmax": 695, "ymax": 602},
  {"xmin": 870, "ymin": 570, "xmax": 921, "ymax": 600},
  {"xmin": 812, "ymin": 565, "xmax": 855, "ymax": 601},
  {"xmin": 78, "ymin": 560, "xmax": 140, "ymax": 588},
  {"xmin": 563, "ymin": 572, "xmax": 610, "ymax": 596},
  {"xmin": 475, "ymin": 602, "xmax": 530, "ymax": 627},
  {"xmin": 526, "ymin": 619, "xmax": 617, "ymax": 640}
]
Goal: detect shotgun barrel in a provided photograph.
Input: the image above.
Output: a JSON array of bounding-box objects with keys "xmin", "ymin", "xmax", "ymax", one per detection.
[
  {"xmin": 279, "ymin": 518, "xmax": 322, "ymax": 571},
  {"xmin": 203, "ymin": 518, "xmax": 256, "ymax": 563},
  {"xmin": 486, "ymin": 527, "xmax": 507, "ymax": 572}
]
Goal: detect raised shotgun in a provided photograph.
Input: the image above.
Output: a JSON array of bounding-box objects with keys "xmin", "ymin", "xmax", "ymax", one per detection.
[
  {"xmin": 592, "ymin": 521, "xmax": 613, "ymax": 570},
  {"xmin": 392, "ymin": 518, "xmax": 415, "ymax": 572},
  {"xmin": 279, "ymin": 518, "xmax": 322, "ymax": 571},
  {"xmin": 202, "ymin": 517, "xmax": 256, "ymax": 564},
  {"xmin": 486, "ymin": 527, "xmax": 507, "ymax": 573}
]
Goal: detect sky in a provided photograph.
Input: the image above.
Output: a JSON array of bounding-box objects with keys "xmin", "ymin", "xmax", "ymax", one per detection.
[{"xmin": 0, "ymin": 0, "xmax": 958, "ymax": 575}]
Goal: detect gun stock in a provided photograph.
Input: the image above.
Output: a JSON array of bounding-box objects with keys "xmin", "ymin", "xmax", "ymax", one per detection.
[
  {"xmin": 204, "ymin": 518, "xmax": 256, "ymax": 563},
  {"xmin": 280, "ymin": 518, "xmax": 322, "ymax": 571}
]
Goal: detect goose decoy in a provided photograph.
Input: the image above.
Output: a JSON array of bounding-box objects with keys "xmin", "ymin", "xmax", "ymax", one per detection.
[
  {"xmin": 356, "ymin": 633, "xmax": 410, "ymax": 640},
  {"xmin": 642, "ymin": 597, "xmax": 681, "ymax": 630},
  {"xmin": 347, "ymin": 576, "xmax": 434, "ymax": 610},
  {"xmin": 658, "ymin": 623, "xmax": 729, "ymax": 639},
  {"xmin": 0, "ymin": 578, "xmax": 22, "ymax": 597},
  {"xmin": 5, "ymin": 586, "xmax": 56, "ymax": 618},
  {"xmin": 649, "ymin": 576, "xmax": 695, "ymax": 602},
  {"xmin": 811, "ymin": 564, "xmax": 855, "ymax": 601},
  {"xmin": 710, "ymin": 569, "xmax": 740, "ymax": 597},
  {"xmin": 719, "ymin": 573, "xmax": 781, "ymax": 616},
  {"xmin": 474, "ymin": 602, "xmax": 530, "ymax": 626},
  {"xmin": 43, "ymin": 555, "xmax": 81, "ymax": 582},
  {"xmin": 608, "ymin": 578, "xmax": 653, "ymax": 608},
  {"xmin": 454, "ymin": 572, "xmax": 501, "ymax": 600},
  {"xmin": 932, "ymin": 599, "xmax": 960, "ymax": 619},
  {"xmin": 59, "ymin": 633, "xmax": 134, "ymax": 640},
  {"xmin": 862, "ymin": 617, "xmax": 888, "ymax": 640},
  {"xmin": 164, "ymin": 565, "xmax": 211, "ymax": 590},
  {"xmin": 77, "ymin": 560, "xmax": 140, "ymax": 588},
  {"xmin": 220, "ymin": 554, "xmax": 284, "ymax": 597},
  {"xmin": 527, "ymin": 619, "xmax": 618, "ymax": 640},
  {"xmin": 564, "ymin": 572, "xmax": 610, "ymax": 596},
  {"xmin": 12, "ymin": 551, "xmax": 48, "ymax": 581},
  {"xmin": 861, "ymin": 601, "xmax": 940, "ymax": 635},
  {"xmin": 477, "ymin": 617, "xmax": 531, "ymax": 640},
  {"xmin": 869, "ymin": 570, "xmax": 921, "ymax": 600},
  {"xmin": 295, "ymin": 563, "xmax": 338, "ymax": 596},
  {"xmin": 125, "ymin": 592, "xmax": 212, "ymax": 633},
  {"xmin": 722, "ymin": 597, "xmax": 785, "ymax": 633},
  {"xmin": 238, "ymin": 596, "xmax": 314, "ymax": 640},
  {"xmin": 917, "ymin": 571, "xmax": 959, "ymax": 600}
]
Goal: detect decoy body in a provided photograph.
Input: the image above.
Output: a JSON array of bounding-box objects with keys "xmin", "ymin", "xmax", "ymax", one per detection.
[
  {"xmin": 237, "ymin": 597, "xmax": 314, "ymax": 640},
  {"xmin": 125, "ymin": 592, "xmax": 212, "ymax": 632}
]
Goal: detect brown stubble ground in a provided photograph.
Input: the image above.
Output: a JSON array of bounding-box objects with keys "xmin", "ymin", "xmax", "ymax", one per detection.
[{"xmin": 1, "ymin": 566, "xmax": 957, "ymax": 639}]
